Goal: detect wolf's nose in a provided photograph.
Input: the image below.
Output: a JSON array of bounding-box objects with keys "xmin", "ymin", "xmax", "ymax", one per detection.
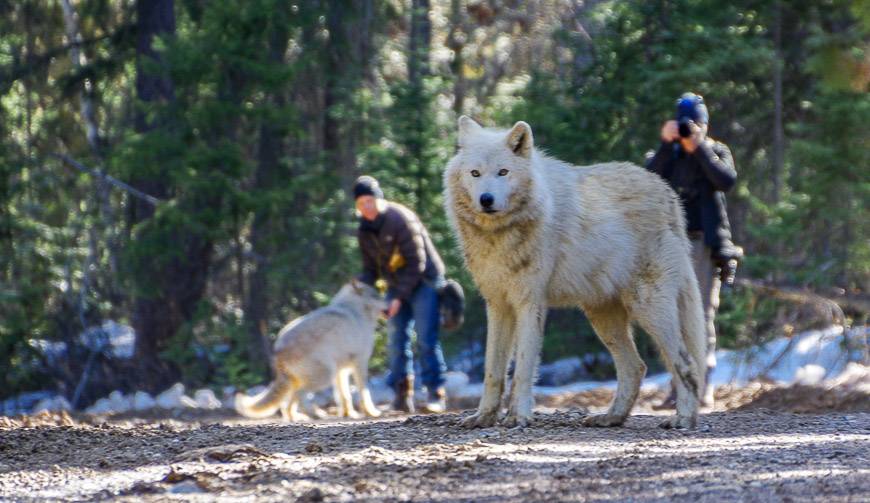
[{"xmin": 480, "ymin": 193, "xmax": 495, "ymax": 208}]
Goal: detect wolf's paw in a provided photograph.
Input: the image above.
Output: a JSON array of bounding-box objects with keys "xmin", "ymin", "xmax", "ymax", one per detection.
[
  {"xmin": 365, "ymin": 407, "xmax": 382, "ymax": 418},
  {"xmin": 582, "ymin": 413, "xmax": 626, "ymax": 427},
  {"xmin": 460, "ymin": 410, "xmax": 499, "ymax": 428},
  {"xmin": 343, "ymin": 409, "xmax": 362, "ymax": 420},
  {"xmin": 658, "ymin": 414, "xmax": 697, "ymax": 429},
  {"xmin": 499, "ymin": 412, "xmax": 531, "ymax": 429},
  {"xmin": 309, "ymin": 406, "xmax": 328, "ymax": 420},
  {"xmin": 282, "ymin": 411, "xmax": 311, "ymax": 422}
]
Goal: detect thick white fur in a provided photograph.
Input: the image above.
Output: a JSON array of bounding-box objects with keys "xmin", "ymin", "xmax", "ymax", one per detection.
[{"xmin": 445, "ymin": 117, "xmax": 706, "ymax": 429}]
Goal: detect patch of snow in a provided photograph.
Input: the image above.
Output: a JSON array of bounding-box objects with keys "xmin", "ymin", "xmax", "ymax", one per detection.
[
  {"xmin": 31, "ymin": 396, "xmax": 72, "ymax": 414},
  {"xmin": 132, "ymin": 391, "xmax": 156, "ymax": 411},
  {"xmin": 448, "ymin": 326, "xmax": 867, "ymax": 400},
  {"xmin": 85, "ymin": 397, "xmax": 114, "ymax": 415},
  {"xmin": 444, "ymin": 371, "xmax": 470, "ymax": 398},
  {"xmin": 193, "ymin": 389, "xmax": 222, "ymax": 410},
  {"xmin": 795, "ymin": 364, "xmax": 827, "ymax": 385},
  {"xmin": 156, "ymin": 383, "xmax": 197, "ymax": 409},
  {"xmin": 1, "ymin": 391, "xmax": 55, "ymax": 416},
  {"xmin": 107, "ymin": 390, "xmax": 131, "ymax": 414}
]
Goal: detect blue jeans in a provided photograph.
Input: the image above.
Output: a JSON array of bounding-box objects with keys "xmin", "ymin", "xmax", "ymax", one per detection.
[{"xmin": 386, "ymin": 282, "xmax": 446, "ymax": 390}]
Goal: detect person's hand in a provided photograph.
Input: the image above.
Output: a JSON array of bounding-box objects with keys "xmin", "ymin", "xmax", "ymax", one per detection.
[
  {"xmin": 680, "ymin": 121, "xmax": 703, "ymax": 153},
  {"xmin": 387, "ymin": 298, "xmax": 402, "ymax": 318},
  {"xmin": 661, "ymin": 120, "xmax": 679, "ymax": 142}
]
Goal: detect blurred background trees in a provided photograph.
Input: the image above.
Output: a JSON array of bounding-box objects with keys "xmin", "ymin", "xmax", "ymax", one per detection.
[{"xmin": 1, "ymin": 0, "xmax": 867, "ymax": 404}]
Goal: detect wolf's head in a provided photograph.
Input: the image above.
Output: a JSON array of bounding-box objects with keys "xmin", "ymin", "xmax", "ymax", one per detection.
[
  {"xmin": 335, "ymin": 279, "xmax": 389, "ymax": 317},
  {"xmin": 445, "ymin": 116, "xmax": 538, "ymax": 228}
]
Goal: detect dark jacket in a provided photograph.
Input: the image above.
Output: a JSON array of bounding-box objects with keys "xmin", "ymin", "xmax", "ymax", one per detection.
[
  {"xmin": 645, "ymin": 138, "xmax": 737, "ymax": 252},
  {"xmin": 357, "ymin": 201, "xmax": 446, "ymax": 301}
]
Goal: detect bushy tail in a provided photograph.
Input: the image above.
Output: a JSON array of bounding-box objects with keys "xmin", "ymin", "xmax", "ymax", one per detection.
[
  {"xmin": 678, "ymin": 271, "xmax": 707, "ymax": 398},
  {"xmin": 234, "ymin": 373, "xmax": 294, "ymax": 418}
]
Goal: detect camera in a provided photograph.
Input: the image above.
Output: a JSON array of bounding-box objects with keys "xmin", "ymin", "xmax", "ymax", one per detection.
[
  {"xmin": 712, "ymin": 245, "xmax": 743, "ymax": 287},
  {"xmin": 678, "ymin": 117, "xmax": 693, "ymax": 138}
]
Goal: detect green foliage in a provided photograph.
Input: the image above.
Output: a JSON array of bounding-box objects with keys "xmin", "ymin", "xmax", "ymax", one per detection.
[
  {"xmin": 717, "ymin": 286, "xmax": 784, "ymax": 349},
  {"xmin": 162, "ymin": 301, "xmax": 266, "ymax": 390}
]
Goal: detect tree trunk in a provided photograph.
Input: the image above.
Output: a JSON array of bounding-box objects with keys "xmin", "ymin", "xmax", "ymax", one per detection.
[
  {"xmin": 408, "ymin": 0, "xmax": 431, "ymax": 214},
  {"xmin": 61, "ymin": 0, "xmax": 101, "ymax": 155},
  {"xmin": 61, "ymin": 0, "xmax": 122, "ymax": 308},
  {"xmin": 447, "ymin": 0, "xmax": 466, "ymax": 115},
  {"xmin": 408, "ymin": 0, "xmax": 431, "ymax": 86},
  {"xmin": 243, "ymin": 18, "xmax": 291, "ymax": 380},
  {"xmin": 318, "ymin": 0, "xmax": 375, "ymax": 292},
  {"xmin": 772, "ymin": 0, "xmax": 784, "ymax": 203},
  {"xmin": 130, "ymin": 0, "xmax": 180, "ymax": 391},
  {"xmin": 322, "ymin": 0, "xmax": 375, "ymax": 189}
]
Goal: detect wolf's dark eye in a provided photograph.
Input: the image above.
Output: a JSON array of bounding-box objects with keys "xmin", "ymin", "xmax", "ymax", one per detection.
[
  {"xmin": 498, "ymin": 169, "xmax": 509, "ymax": 176},
  {"xmin": 471, "ymin": 170, "xmax": 481, "ymax": 177}
]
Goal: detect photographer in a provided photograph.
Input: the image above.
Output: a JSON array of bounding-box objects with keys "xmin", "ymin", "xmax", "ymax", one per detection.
[{"xmin": 645, "ymin": 93, "xmax": 741, "ymax": 408}]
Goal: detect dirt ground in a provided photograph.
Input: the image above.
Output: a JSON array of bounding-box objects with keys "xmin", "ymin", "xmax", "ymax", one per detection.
[{"xmin": 1, "ymin": 386, "xmax": 869, "ymax": 502}]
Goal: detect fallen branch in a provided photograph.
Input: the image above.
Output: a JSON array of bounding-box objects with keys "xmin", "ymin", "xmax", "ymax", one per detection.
[
  {"xmin": 52, "ymin": 153, "xmax": 160, "ymax": 206},
  {"xmin": 734, "ymin": 278, "xmax": 870, "ymax": 323}
]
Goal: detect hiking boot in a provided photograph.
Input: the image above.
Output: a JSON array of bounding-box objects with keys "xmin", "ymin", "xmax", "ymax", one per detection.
[
  {"xmin": 423, "ymin": 386, "xmax": 447, "ymax": 414},
  {"xmin": 391, "ymin": 375, "xmax": 415, "ymax": 414}
]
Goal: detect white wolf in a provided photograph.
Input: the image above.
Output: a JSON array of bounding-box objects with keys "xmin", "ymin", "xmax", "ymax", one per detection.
[
  {"xmin": 235, "ymin": 280, "xmax": 387, "ymax": 421},
  {"xmin": 444, "ymin": 116, "xmax": 707, "ymax": 429}
]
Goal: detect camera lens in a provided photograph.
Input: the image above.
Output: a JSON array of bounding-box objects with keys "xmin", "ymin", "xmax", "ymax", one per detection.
[{"xmin": 678, "ymin": 120, "xmax": 692, "ymax": 138}]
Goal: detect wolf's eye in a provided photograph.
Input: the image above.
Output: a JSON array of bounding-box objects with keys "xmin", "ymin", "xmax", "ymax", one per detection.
[
  {"xmin": 498, "ymin": 169, "xmax": 509, "ymax": 176},
  {"xmin": 470, "ymin": 170, "xmax": 481, "ymax": 177}
]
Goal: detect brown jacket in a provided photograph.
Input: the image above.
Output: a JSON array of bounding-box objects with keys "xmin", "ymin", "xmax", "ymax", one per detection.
[{"xmin": 357, "ymin": 201, "xmax": 445, "ymax": 301}]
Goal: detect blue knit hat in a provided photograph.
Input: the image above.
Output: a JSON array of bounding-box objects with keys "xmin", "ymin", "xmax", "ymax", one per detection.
[{"xmin": 676, "ymin": 93, "xmax": 708, "ymax": 124}]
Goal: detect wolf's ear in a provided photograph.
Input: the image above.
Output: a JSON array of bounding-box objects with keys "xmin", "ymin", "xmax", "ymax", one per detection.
[
  {"xmin": 351, "ymin": 278, "xmax": 362, "ymax": 292},
  {"xmin": 506, "ymin": 121, "xmax": 534, "ymax": 158},
  {"xmin": 457, "ymin": 115, "xmax": 482, "ymax": 146}
]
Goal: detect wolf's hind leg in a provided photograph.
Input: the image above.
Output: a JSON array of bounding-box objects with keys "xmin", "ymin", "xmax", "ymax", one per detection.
[
  {"xmin": 635, "ymin": 297, "xmax": 700, "ymax": 429},
  {"xmin": 299, "ymin": 393, "xmax": 328, "ymax": 419},
  {"xmin": 280, "ymin": 392, "xmax": 310, "ymax": 422},
  {"xmin": 583, "ymin": 304, "xmax": 645, "ymax": 427}
]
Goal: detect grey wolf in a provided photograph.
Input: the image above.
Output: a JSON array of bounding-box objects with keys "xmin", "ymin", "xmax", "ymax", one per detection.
[
  {"xmin": 444, "ymin": 116, "xmax": 707, "ymax": 429},
  {"xmin": 235, "ymin": 280, "xmax": 386, "ymax": 421}
]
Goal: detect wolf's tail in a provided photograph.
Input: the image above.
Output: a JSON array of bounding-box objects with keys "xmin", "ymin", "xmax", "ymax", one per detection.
[
  {"xmin": 678, "ymin": 270, "xmax": 707, "ymax": 398},
  {"xmin": 234, "ymin": 373, "xmax": 295, "ymax": 418}
]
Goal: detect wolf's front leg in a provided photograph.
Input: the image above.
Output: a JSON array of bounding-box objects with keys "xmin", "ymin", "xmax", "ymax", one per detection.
[
  {"xmin": 461, "ymin": 302, "xmax": 515, "ymax": 428},
  {"xmin": 501, "ymin": 303, "xmax": 546, "ymax": 428}
]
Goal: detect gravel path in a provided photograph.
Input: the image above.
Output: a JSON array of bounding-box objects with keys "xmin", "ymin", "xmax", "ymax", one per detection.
[{"xmin": 1, "ymin": 406, "xmax": 868, "ymax": 502}]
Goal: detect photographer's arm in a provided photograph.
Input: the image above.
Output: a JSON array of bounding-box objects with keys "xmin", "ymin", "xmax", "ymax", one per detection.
[
  {"xmin": 645, "ymin": 120, "xmax": 678, "ymax": 178},
  {"xmin": 693, "ymin": 141, "xmax": 737, "ymax": 192}
]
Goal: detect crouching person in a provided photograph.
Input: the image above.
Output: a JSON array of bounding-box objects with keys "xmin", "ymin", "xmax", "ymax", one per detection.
[{"xmin": 353, "ymin": 175, "xmax": 449, "ymax": 413}]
